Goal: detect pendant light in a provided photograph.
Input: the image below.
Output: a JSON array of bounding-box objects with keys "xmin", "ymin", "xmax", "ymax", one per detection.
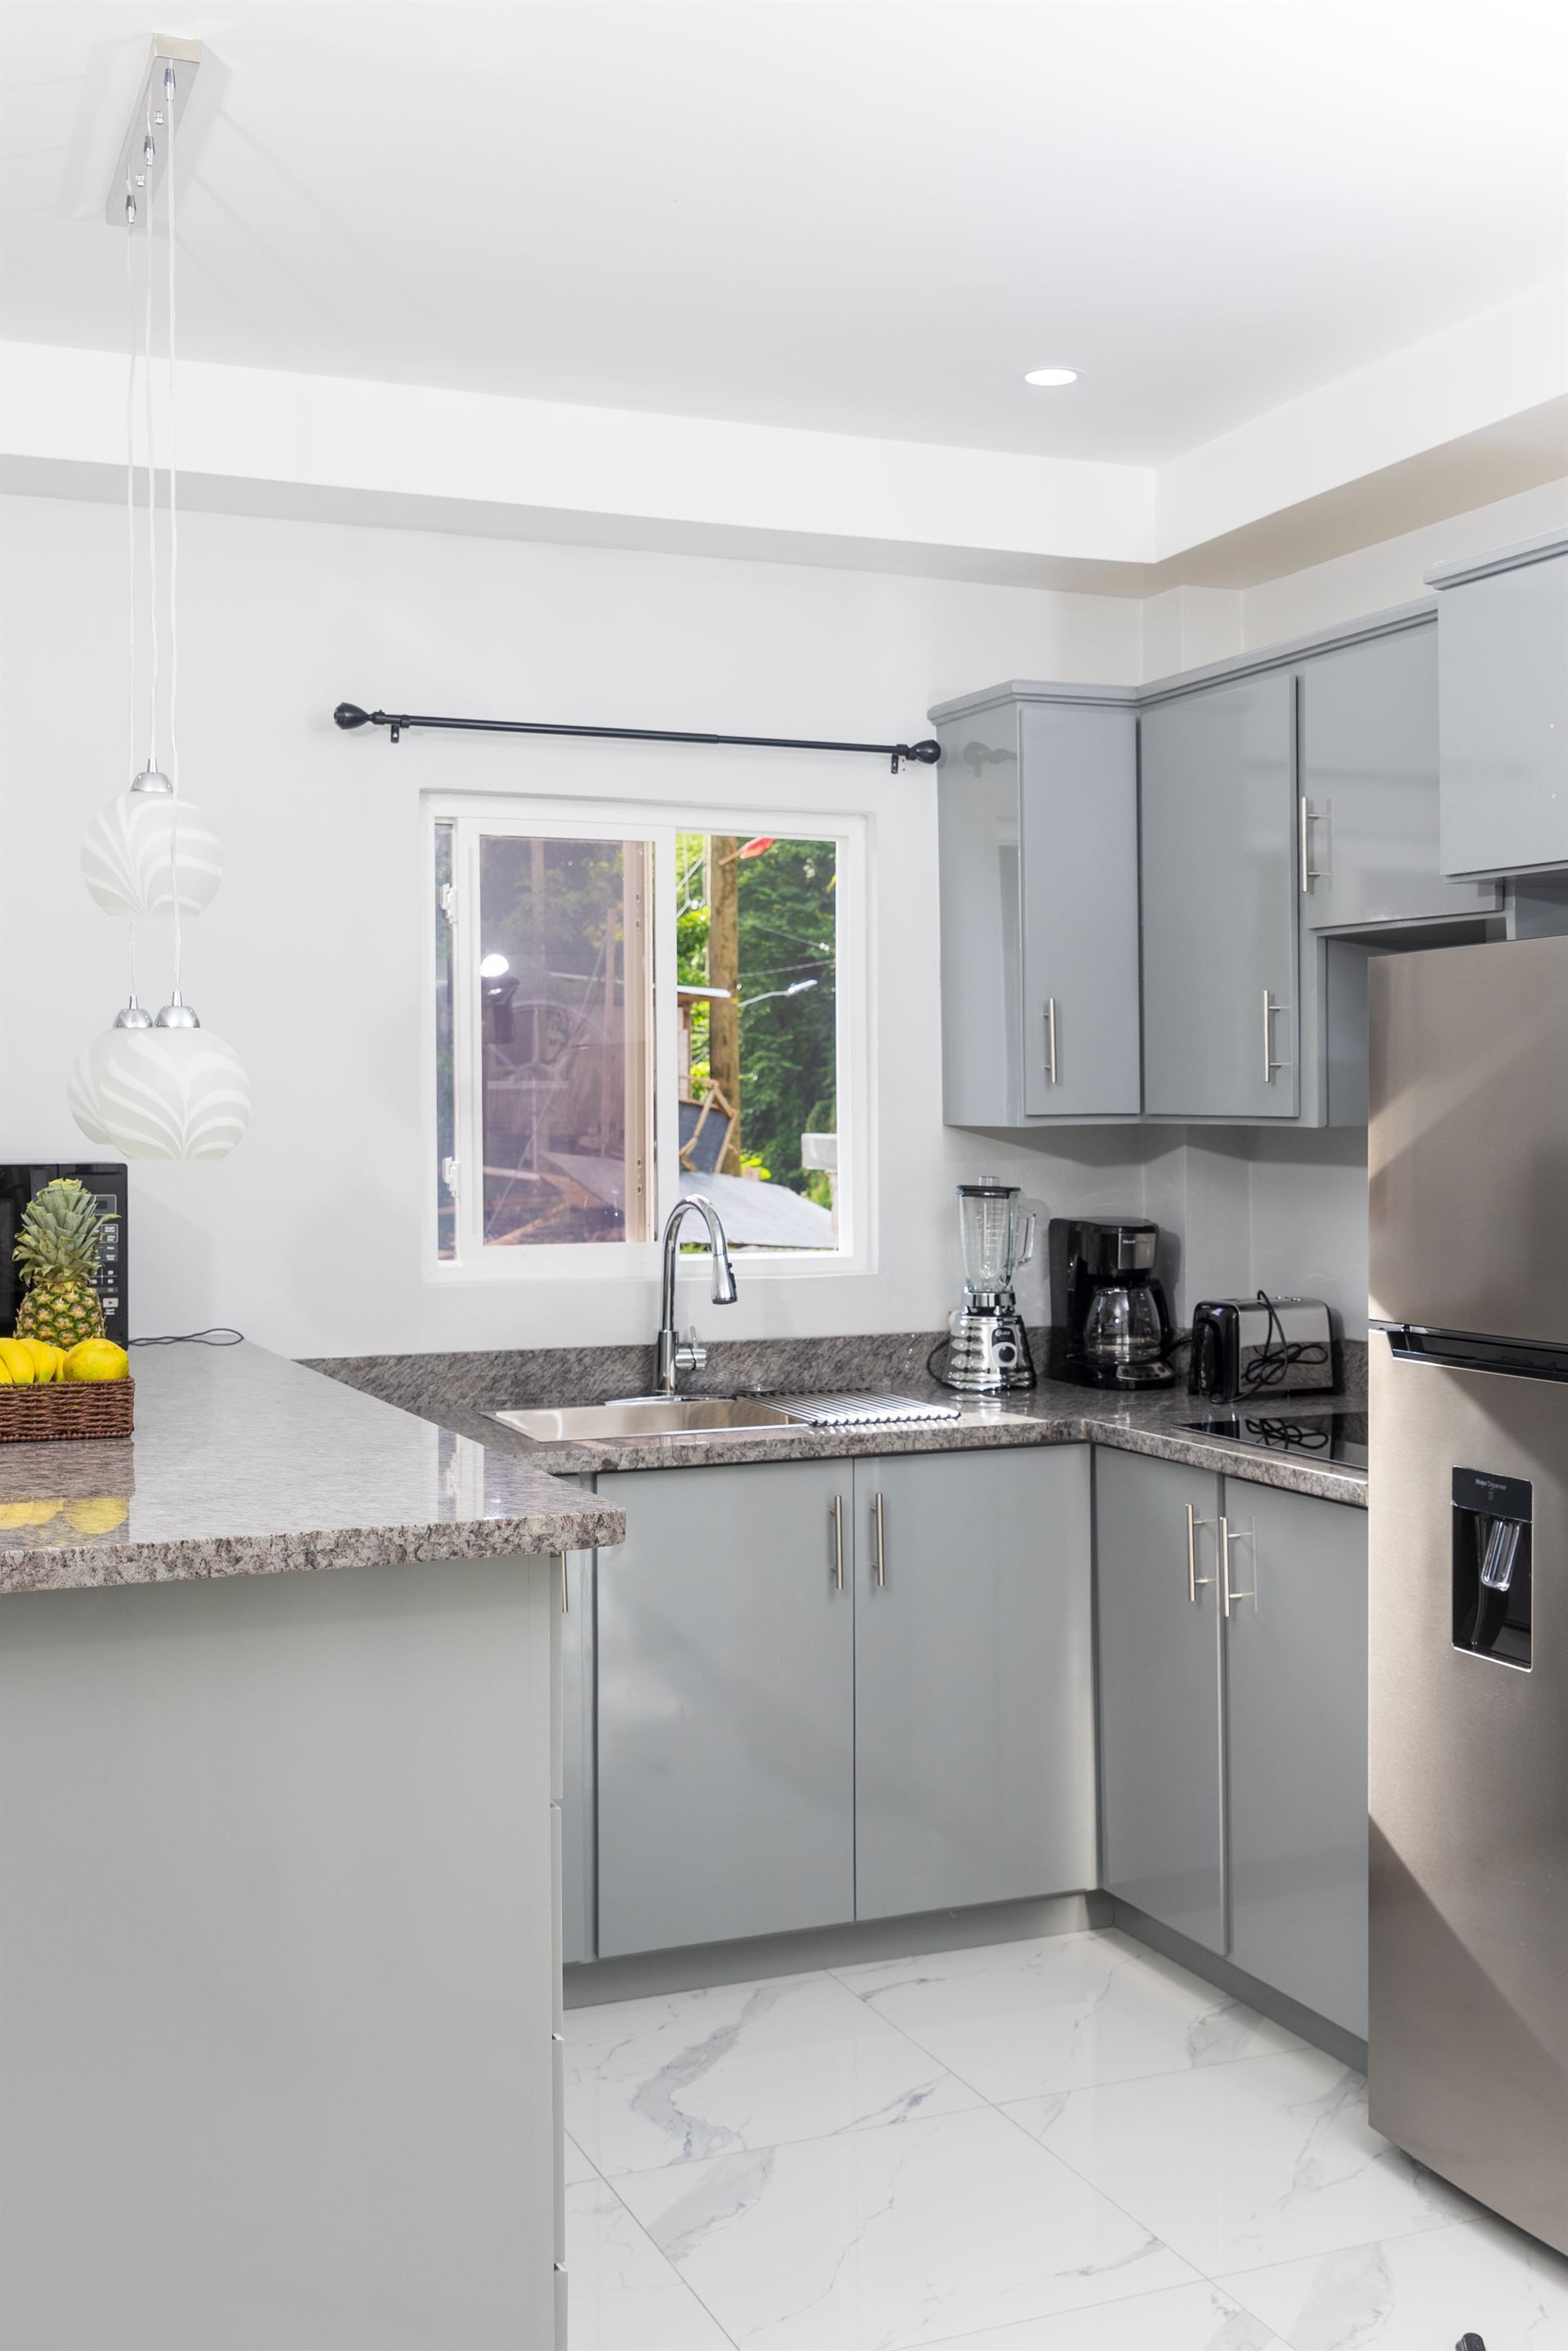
[{"xmin": 71, "ymin": 51, "xmax": 249, "ymax": 1161}]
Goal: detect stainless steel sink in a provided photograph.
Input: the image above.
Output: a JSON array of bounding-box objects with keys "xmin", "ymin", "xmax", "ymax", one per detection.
[{"xmin": 488, "ymin": 1397, "xmax": 802, "ymax": 1443}]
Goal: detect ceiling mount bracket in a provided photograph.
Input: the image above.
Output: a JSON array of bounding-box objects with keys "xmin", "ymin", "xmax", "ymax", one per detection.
[{"xmin": 105, "ymin": 34, "xmax": 202, "ymax": 228}]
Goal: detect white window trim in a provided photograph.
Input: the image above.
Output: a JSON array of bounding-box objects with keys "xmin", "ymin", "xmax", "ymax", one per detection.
[{"xmin": 422, "ymin": 787, "xmax": 873, "ymax": 1283}]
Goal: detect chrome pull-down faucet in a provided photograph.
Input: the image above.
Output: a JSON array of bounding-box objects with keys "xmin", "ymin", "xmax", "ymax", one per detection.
[{"xmin": 655, "ymin": 1196, "xmax": 738, "ymax": 1396}]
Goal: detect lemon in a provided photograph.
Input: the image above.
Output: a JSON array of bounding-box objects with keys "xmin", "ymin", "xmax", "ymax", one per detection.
[
  {"xmin": 64, "ymin": 1496, "xmax": 130, "ymax": 1535},
  {"xmin": 0, "ymin": 1338, "xmax": 35, "ymax": 1384},
  {"xmin": 0, "ymin": 1498, "xmax": 64, "ymax": 1527},
  {"xmin": 17, "ymin": 1338, "xmax": 62, "ymax": 1384},
  {"xmin": 62, "ymin": 1340, "xmax": 129, "ymax": 1383}
]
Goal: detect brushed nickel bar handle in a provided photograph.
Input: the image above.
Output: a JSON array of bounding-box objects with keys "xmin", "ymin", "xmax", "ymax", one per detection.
[
  {"xmin": 1045, "ymin": 996, "xmax": 1058, "ymax": 1084},
  {"xmin": 1263, "ymin": 993, "xmax": 1284, "ymax": 1083},
  {"xmin": 874, "ymin": 1491, "xmax": 886, "ymax": 1588},
  {"xmin": 560, "ymin": 1556, "xmax": 569, "ymax": 1615},
  {"xmin": 1300, "ymin": 798, "xmax": 1324, "ymax": 892},
  {"xmin": 1220, "ymin": 1517, "xmax": 1257, "ymax": 1616},
  {"xmin": 831, "ymin": 1494, "xmax": 844, "ymax": 1591},
  {"xmin": 1185, "ymin": 1502, "xmax": 1212, "ymax": 1603}
]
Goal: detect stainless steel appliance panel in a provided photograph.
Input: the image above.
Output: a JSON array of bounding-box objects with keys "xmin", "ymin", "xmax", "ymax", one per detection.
[
  {"xmin": 1367, "ymin": 1341, "xmax": 1568, "ymax": 2253},
  {"xmin": 1368, "ymin": 934, "xmax": 1568, "ymax": 1343}
]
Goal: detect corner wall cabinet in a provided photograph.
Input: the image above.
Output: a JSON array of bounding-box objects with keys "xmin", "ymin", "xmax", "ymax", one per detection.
[
  {"xmin": 592, "ymin": 1448, "xmax": 1095, "ymax": 1958},
  {"xmin": 1140, "ymin": 671, "xmax": 1298, "ymax": 1120},
  {"xmin": 1430, "ymin": 532, "xmax": 1568, "ymax": 879},
  {"xmin": 933, "ymin": 586, "xmax": 1515, "ymax": 1133},
  {"xmin": 1095, "ymin": 1448, "xmax": 1369, "ymax": 2037}
]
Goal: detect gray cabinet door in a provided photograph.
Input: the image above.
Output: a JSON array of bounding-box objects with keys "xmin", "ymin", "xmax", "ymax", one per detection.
[
  {"xmin": 559, "ymin": 1550, "xmax": 595, "ymax": 1965},
  {"xmin": 1300, "ymin": 626, "xmax": 1499, "ymax": 931},
  {"xmin": 1096, "ymin": 1449, "xmax": 1226, "ymax": 1952},
  {"xmin": 595, "ymin": 1462, "xmax": 854, "ymax": 1956},
  {"xmin": 1439, "ymin": 550, "xmax": 1568, "ymax": 877},
  {"xmin": 1223, "ymin": 1482, "xmax": 1369, "ymax": 2037},
  {"xmin": 853, "ymin": 1447, "xmax": 1096, "ymax": 1920},
  {"xmin": 938, "ymin": 701, "xmax": 1023, "ymax": 1124},
  {"xmin": 1020, "ymin": 703, "xmax": 1141, "ymax": 1117},
  {"xmin": 1142, "ymin": 671, "xmax": 1299, "ymax": 1119}
]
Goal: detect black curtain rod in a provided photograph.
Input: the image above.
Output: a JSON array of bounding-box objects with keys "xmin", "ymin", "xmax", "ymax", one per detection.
[{"xmin": 333, "ymin": 702, "xmax": 941, "ymax": 773}]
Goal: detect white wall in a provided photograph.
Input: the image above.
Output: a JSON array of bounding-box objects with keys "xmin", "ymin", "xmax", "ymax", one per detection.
[
  {"xmin": 1241, "ymin": 477, "xmax": 1568, "ymax": 648},
  {"xmin": 7, "ymin": 477, "xmax": 1552, "ymax": 1356},
  {"xmin": 0, "ymin": 492, "xmax": 1150, "ymax": 1356}
]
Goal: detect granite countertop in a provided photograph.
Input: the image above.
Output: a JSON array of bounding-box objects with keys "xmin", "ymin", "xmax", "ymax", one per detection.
[
  {"xmin": 312, "ymin": 1336, "xmax": 1369, "ymax": 1509},
  {"xmin": 0, "ymin": 1343, "xmax": 625, "ymax": 1598}
]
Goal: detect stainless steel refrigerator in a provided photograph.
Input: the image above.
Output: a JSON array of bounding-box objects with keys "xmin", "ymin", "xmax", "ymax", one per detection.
[{"xmin": 1368, "ymin": 930, "xmax": 1568, "ymax": 2256}]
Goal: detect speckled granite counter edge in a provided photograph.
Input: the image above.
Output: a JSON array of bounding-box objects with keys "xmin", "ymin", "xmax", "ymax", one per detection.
[
  {"xmin": 398, "ymin": 1394, "xmax": 1368, "ymax": 1508},
  {"xmin": 0, "ymin": 1501, "xmax": 628, "ymax": 1598}
]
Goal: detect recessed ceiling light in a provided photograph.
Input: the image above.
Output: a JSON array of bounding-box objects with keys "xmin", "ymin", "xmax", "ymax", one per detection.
[{"xmin": 1023, "ymin": 367, "xmax": 1080, "ymax": 388}]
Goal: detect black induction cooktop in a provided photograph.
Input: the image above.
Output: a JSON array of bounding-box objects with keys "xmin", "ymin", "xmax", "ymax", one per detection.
[{"xmin": 1183, "ymin": 1409, "xmax": 1368, "ymax": 1469}]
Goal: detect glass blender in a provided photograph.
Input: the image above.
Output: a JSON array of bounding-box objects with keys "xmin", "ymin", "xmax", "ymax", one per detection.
[{"xmin": 940, "ymin": 1179, "xmax": 1037, "ymax": 1392}]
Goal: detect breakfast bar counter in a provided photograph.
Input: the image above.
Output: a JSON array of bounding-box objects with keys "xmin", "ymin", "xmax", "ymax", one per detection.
[{"xmin": 0, "ymin": 1342, "xmax": 598, "ymax": 2351}]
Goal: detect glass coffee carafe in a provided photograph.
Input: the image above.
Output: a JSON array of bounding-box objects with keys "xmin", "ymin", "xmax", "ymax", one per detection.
[{"xmin": 1083, "ymin": 1280, "xmax": 1169, "ymax": 1367}]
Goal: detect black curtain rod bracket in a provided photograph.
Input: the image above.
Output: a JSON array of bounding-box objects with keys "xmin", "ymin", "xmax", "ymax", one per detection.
[{"xmin": 333, "ymin": 702, "xmax": 941, "ymax": 773}]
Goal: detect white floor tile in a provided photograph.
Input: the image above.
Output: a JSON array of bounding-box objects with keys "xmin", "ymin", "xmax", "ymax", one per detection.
[
  {"xmin": 565, "ymin": 1969, "xmax": 982, "ymax": 2179},
  {"xmin": 926, "ymin": 2278, "xmax": 1290, "ymax": 2349},
  {"xmin": 564, "ymin": 2132, "xmax": 599, "ymax": 2184},
  {"xmin": 1219, "ymin": 2208, "xmax": 1568, "ymax": 2349},
  {"xmin": 564, "ymin": 2178, "xmax": 733, "ymax": 2349},
  {"xmin": 832, "ymin": 1930, "xmax": 1303, "ymax": 2104},
  {"xmin": 1005, "ymin": 2049, "xmax": 1456, "ymax": 2279},
  {"xmin": 614, "ymin": 2102, "xmax": 1200, "ymax": 2349}
]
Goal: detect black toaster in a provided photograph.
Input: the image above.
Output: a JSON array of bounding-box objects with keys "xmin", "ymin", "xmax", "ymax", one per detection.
[{"xmin": 1187, "ymin": 1293, "xmax": 1335, "ymax": 1403}]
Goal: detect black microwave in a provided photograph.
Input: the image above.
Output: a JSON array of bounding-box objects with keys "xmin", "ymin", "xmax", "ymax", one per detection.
[{"xmin": 0, "ymin": 1164, "xmax": 128, "ymax": 1347}]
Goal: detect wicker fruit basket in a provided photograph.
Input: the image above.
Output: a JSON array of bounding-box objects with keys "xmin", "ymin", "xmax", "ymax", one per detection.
[{"xmin": 0, "ymin": 1379, "xmax": 135, "ymax": 1443}]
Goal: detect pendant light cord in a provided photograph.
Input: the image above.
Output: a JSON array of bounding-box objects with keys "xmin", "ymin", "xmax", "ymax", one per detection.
[
  {"xmin": 125, "ymin": 203, "xmax": 140, "ymax": 1006},
  {"xmin": 165, "ymin": 62, "xmax": 182, "ymax": 996},
  {"xmin": 143, "ymin": 85, "xmax": 158, "ymax": 779}
]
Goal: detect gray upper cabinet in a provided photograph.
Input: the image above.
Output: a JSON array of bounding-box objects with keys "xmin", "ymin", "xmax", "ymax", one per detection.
[
  {"xmin": 1432, "ymin": 536, "xmax": 1568, "ymax": 879},
  {"xmin": 1224, "ymin": 1484, "xmax": 1369, "ymax": 2038},
  {"xmin": 1298, "ymin": 623, "xmax": 1500, "ymax": 931},
  {"xmin": 853, "ymin": 1447, "xmax": 1095, "ymax": 1921},
  {"xmin": 1096, "ymin": 1449, "xmax": 1227, "ymax": 1955},
  {"xmin": 595, "ymin": 1461, "xmax": 854, "ymax": 1957},
  {"xmin": 933, "ymin": 684, "xmax": 1141, "ymax": 1124},
  {"xmin": 1018, "ymin": 702, "xmax": 1142, "ymax": 1118},
  {"xmin": 1141, "ymin": 670, "xmax": 1300, "ymax": 1119}
]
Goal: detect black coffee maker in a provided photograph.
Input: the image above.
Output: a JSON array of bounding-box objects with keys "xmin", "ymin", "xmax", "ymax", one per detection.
[{"xmin": 1048, "ymin": 1218, "xmax": 1176, "ymax": 1388}]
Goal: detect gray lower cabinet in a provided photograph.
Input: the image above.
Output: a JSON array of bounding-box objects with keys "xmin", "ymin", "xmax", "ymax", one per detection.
[
  {"xmin": 1298, "ymin": 623, "xmax": 1499, "ymax": 931},
  {"xmin": 1141, "ymin": 670, "xmax": 1301, "ymax": 1119},
  {"xmin": 1224, "ymin": 1483, "xmax": 1368, "ymax": 2037},
  {"xmin": 1433, "ymin": 537, "xmax": 1568, "ymax": 879},
  {"xmin": 591, "ymin": 1446, "xmax": 1097, "ymax": 1959},
  {"xmin": 559, "ymin": 1549, "xmax": 595, "ymax": 1966},
  {"xmin": 595, "ymin": 1461, "xmax": 854, "ymax": 1957},
  {"xmin": 1097, "ymin": 1449, "xmax": 1370, "ymax": 2034},
  {"xmin": 853, "ymin": 1447, "xmax": 1095, "ymax": 1919},
  {"xmin": 1096, "ymin": 1450, "xmax": 1226, "ymax": 1954}
]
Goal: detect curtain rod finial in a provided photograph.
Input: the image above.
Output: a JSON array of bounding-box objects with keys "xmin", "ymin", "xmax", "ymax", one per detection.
[{"xmin": 333, "ymin": 702, "xmax": 372, "ymax": 731}]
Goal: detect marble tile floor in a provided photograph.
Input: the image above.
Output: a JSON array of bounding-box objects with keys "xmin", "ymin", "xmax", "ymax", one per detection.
[{"xmin": 560, "ymin": 1926, "xmax": 1568, "ymax": 2351}]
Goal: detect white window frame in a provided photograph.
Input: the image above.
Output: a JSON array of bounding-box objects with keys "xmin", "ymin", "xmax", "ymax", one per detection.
[{"xmin": 423, "ymin": 787, "xmax": 872, "ymax": 1284}]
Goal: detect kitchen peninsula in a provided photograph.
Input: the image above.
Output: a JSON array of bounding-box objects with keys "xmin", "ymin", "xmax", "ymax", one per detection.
[{"xmin": 0, "ymin": 1344, "xmax": 620, "ymax": 2351}]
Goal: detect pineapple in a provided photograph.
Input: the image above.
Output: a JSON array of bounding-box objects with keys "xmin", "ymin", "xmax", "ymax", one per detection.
[{"xmin": 13, "ymin": 1179, "xmax": 111, "ymax": 1350}]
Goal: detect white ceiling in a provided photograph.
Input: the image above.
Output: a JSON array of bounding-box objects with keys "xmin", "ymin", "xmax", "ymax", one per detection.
[{"xmin": 2, "ymin": 0, "xmax": 1566, "ymax": 468}]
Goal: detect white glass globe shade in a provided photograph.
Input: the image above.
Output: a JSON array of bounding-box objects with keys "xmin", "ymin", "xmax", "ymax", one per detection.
[
  {"xmin": 96, "ymin": 1026, "xmax": 251, "ymax": 1160},
  {"xmin": 67, "ymin": 1029, "xmax": 121, "ymax": 1147},
  {"xmin": 80, "ymin": 788, "xmax": 223, "ymax": 919}
]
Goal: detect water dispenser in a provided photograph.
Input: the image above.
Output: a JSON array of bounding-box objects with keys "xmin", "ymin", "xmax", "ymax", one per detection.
[{"xmin": 1452, "ymin": 1467, "xmax": 1533, "ymax": 1671}]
